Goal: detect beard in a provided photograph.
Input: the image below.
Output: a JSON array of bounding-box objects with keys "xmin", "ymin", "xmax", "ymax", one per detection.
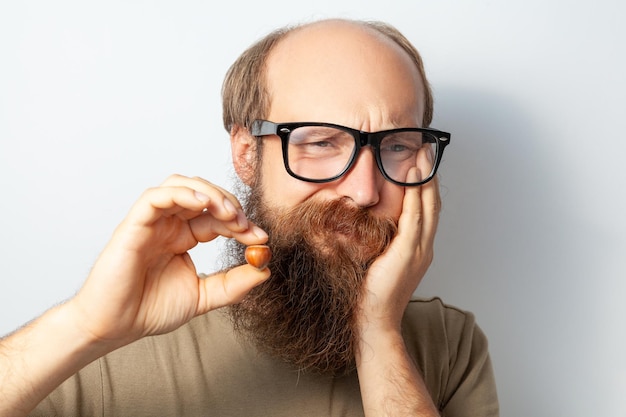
[{"xmin": 225, "ymin": 183, "xmax": 397, "ymax": 375}]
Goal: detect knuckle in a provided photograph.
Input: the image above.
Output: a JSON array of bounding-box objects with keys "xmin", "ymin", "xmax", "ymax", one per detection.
[
  {"xmin": 140, "ymin": 186, "xmax": 160, "ymax": 199},
  {"xmin": 160, "ymin": 173, "xmax": 185, "ymax": 186}
]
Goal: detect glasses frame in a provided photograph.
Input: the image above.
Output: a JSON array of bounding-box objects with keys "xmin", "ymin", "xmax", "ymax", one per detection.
[{"xmin": 250, "ymin": 120, "xmax": 451, "ymax": 186}]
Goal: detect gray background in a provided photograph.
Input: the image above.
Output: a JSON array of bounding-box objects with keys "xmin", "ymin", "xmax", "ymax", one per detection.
[{"xmin": 1, "ymin": 1, "xmax": 624, "ymax": 416}]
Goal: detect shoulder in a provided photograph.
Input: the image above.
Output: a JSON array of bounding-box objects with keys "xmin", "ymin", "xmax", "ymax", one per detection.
[
  {"xmin": 403, "ymin": 297, "xmax": 479, "ymax": 333},
  {"xmin": 405, "ymin": 296, "xmax": 475, "ymax": 319}
]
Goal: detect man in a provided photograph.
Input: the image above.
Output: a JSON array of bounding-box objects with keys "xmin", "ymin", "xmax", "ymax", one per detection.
[{"xmin": 0, "ymin": 18, "xmax": 498, "ymax": 416}]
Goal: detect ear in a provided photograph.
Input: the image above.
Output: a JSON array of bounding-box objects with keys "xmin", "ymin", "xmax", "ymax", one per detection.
[{"xmin": 230, "ymin": 125, "xmax": 258, "ymax": 186}]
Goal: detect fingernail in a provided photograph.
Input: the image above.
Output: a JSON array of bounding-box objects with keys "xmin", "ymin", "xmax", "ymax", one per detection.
[
  {"xmin": 223, "ymin": 198, "xmax": 248, "ymax": 228},
  {"xmin": 252, "ymin": 225, "xmax": 268, "ymax": 240},
  {"xmin": 222, "ymin": 198, "xmax": 238, "ymax": 215}
]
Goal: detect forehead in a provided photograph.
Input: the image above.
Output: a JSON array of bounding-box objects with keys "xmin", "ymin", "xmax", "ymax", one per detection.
[{"xmin": 265, "ymin": 21, "xmax": 425, "ymax": 128}]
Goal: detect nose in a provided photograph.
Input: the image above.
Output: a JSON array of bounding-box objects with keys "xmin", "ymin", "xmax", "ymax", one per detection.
[{"xmin": 335, "ymin": 147, "xmax": 382, "ymax": 208}]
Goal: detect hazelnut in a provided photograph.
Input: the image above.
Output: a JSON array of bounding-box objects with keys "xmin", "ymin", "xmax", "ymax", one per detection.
[{"xmin": 245, "ymin": 245, "xmax": 272, "ymax": 270}]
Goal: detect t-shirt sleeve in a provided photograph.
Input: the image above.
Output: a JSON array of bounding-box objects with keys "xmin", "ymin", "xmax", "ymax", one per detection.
[{"xmin": 402, "ymin": 298, "xmax": 499, "ymax": 417}]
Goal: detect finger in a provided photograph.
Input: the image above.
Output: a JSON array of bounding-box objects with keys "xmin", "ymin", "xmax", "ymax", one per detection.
[
  {"xmin": 160, "ymin": 174, "xmax": 248, "ymax": 228},
  {"xmin": 419, "ymin": 174, "xmax": 441, "ymax": 249},
  {"xmin": 197, "ymin": 264, "xmax": 271, "ymax": 314},
  {"xmin": 188, "ymin": 211, "xmax": 268, "ymax": 245},
  {"xmin": 127, "ymin": 176, "xmax": 249, "ymax": 232},
  {"xmin": 415, "ymin": 146, "xmax": 440, "ymax": 247},
  {"xmin": 127, "ymin": 185, "xmax": 215, "ymax": 226},
  {"xmin": 396, "ymin": 167, "xmax": 423, "ymax": 247},
  {"xmin": 161, "ymin": 174, "xmax": 241, "ymax": 207}
]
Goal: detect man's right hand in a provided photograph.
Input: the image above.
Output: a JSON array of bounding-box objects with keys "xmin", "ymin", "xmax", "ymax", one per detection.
[
  {"xmin": 69, "ymin": 174, "xmax": 270, "ymax": 348},
  {"xmin": 0, "ymin": 174, "xmax": 269, "ymax": 417}
]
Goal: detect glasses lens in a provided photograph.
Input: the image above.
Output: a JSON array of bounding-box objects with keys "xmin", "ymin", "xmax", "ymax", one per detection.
[
  {"xmin": 379, "ymin": 131, "xmax": 438, "ymax": 184},
  {"xmin": 286, "ymin": 126, "xmax": 355, "ymax": 181}
]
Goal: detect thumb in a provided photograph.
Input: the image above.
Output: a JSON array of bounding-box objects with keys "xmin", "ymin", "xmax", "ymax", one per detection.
[{"xmin": 197, "ymin": 265, "xmax": 271, "ymax": 314}]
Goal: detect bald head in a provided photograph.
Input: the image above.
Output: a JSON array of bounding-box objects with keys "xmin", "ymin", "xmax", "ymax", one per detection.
[
  {"xmin": 265, "ymin": 19, "xmax": 426, "ymax": 130},
  {"xmin": 222, "ymin": 18, "xmax": 433, "ymax": 133}
]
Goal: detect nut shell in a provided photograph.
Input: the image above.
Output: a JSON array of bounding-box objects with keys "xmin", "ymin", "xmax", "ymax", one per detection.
[{"xmin": 245, "ymin": 245, "xmax": 272, "ymax": 270}]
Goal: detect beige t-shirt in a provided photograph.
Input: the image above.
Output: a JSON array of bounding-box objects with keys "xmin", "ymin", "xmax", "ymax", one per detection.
[{"xmin": 32, "ymin": 297, "xmax": 498, "ymax": 416}]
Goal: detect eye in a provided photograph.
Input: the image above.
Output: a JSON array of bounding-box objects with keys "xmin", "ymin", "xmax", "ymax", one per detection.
[
  {"xmin": 307, "ymin": 140, "xmax": 333, "ymax": 148},
  {"xmin": 381, "ymin": 133, "xmax": 422, "ymax": 153},
  {"xmin": 381, "ymin": 141, "xmax": 420, "ymax": 154},
  {"xmin": 289, "ymin": 126, "xmax": 355, "ymax": 158},
  {"xmin": 386, "ymin": 143, "xmax": 410, "ymax": 152}
]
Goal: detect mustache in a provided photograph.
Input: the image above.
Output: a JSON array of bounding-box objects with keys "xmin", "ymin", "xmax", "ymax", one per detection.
[{"xmin": 255, "ymin": 198, "xmax": 398, "ymax": 267}]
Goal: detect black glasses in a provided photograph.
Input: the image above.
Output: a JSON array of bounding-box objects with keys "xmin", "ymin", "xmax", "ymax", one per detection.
[{"xmin": 250, "ymin": 120, "xmax": 451, "ymax": 186}]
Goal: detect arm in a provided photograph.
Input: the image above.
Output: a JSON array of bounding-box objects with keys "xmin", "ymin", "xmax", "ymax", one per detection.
[
  {"xmin": 355, "ymin": 167, "xmax": 441, "ymax": 416},
  {"xmin": 0, "ymin": 304, "xmax": 110, "ymax": 417},
  {"xmin": 0, "ymin": 175, "xmax": 270, "ymax": 417}
]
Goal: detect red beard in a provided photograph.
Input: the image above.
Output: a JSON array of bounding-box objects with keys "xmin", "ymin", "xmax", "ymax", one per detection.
[{"xmin": 227, "ymin": 196, "xmax": 397, "ymax": 375}]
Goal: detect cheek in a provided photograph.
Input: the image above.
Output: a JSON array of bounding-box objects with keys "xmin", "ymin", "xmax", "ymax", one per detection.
[{"xmin": 258, "ymin": 147, "xmax": 323, "ymax": 208}]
